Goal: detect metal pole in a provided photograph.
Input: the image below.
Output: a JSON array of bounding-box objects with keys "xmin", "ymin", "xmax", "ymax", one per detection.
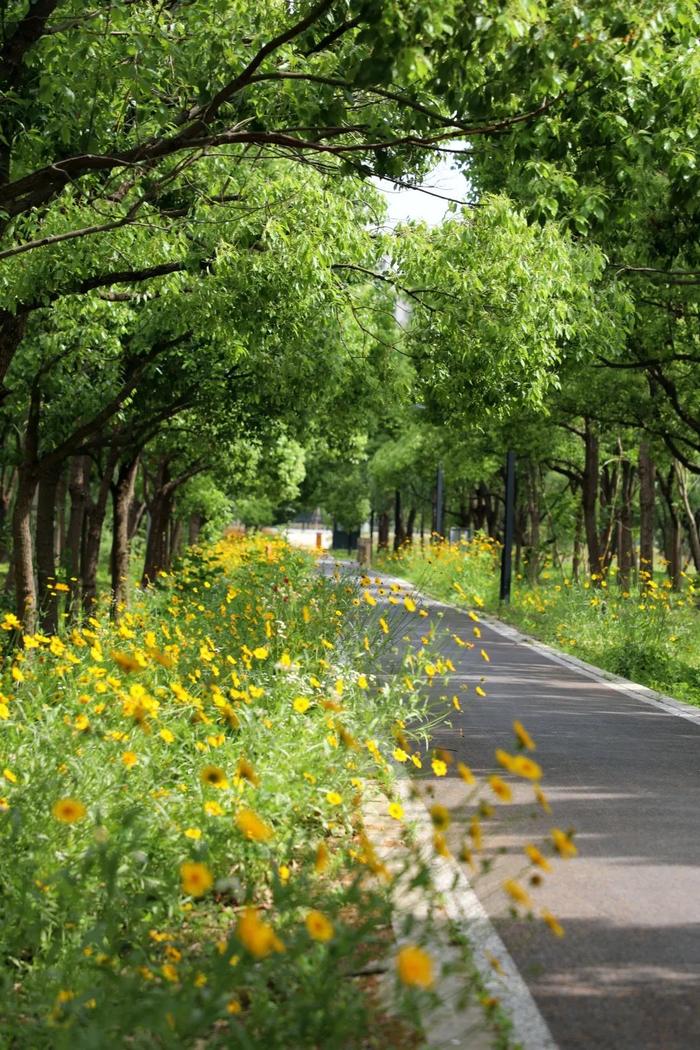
[
  {"xmin": 499, "ymin": 450, "xmax": 516, "ymax": 603},
  {"xmin": 435, "ymin": 463, "xmax": 445, "ymax": 539}
]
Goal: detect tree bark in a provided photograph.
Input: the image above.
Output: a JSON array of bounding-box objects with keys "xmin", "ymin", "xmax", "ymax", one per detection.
[
  {"xmin": 64, "ymin": 456, "xmax": 90, "ymax": 615},
  {"xmin": 582, "ymin": 420, "xmax": 601, "ymax": 575},
  {"xmin": 525, "ymin": 461, "xmax": 541, "ymax": 585},
  {"xmin": 572, "ymin": 501, "xmax": 583, "ymax": 582},
  {"xmin": 377, "ymin": 510, "xmax": 389, "ymax": 551},
  {"xmin": 82, "ymin": 449, "xmax": 118, "ymax": 613},
  {"xmin": 405, "ymin": 505, "xmax": 417, "ymax": 545},
  {"xmin": 393, "ymin": 488, "xmax": 405, "ymax": 551},
  {"xmin": 188, "ymin": 513, "xmax": 203, "ymax": 545},
  {"xmin": 617, "ymin": 456, "xmax": 635, "ymax": 592},
  {"xmin": 638, "ymin": 437, "xmax": 655, "ymax": 586},
  {"xmin": 675, "ymin": 462, "xmax": 700, "ymax": 573},
  {"xmin": 12, "ymin": 468, "xmax": 38, "ymax": 629},
  {"xmin": 659, "ymin": 468, "xmax": 682, "ymax": 591},
  {"xmin": 36, "ymin": 469, "xmax": 60, "ymax": 634},
  {"xmin": 110, "ymin": 456, "xmax": 139, "ymax": 612}
]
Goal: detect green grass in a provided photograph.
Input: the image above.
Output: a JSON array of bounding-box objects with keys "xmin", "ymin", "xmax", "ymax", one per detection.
[{"xmin": 375, "ymin": 537, "xmax": 700, "ymax": 709}]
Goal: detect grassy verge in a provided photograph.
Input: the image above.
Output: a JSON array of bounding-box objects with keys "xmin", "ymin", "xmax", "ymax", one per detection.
[
  {"xmin": 374, "ymin": 537, "xmax": 700, "ymax": 709},
  {"xmin": 0, "ymin": 536, "xmax": 438, "ymax": 1047}
]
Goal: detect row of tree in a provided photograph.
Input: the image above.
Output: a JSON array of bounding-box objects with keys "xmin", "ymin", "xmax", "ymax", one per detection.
[{"xmin": 1, "ymin": 0, "xmax": 698, "ymax": 632}]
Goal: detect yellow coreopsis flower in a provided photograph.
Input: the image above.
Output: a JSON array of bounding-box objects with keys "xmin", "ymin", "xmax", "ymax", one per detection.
[
  {"xmin": 180, "ymin": 861, "xmax": 213, "ymax": 897},
  {"xmin": 489, "ymin": 775, "xmax": 512, "ymax": 803},
  {"xmin": 52, "ymin": 798, "xmax": 87, "ymax": 824},
  {"xmin": 200, "ymin": 765, "xmax": 228, "ymax": 789},
  {"xmin": 513, "ymin": 720, "xmax": 536, "ymax": 751},
  {"xmin": 388, "ymin": 801, "xmax": 404, "ymax": 821},
  {"xmin": 305, "ymin": 910, "xmax": 334, "ymax": 942},
  {"xmin": 396, "ymin": 945, "xmax": 433, "ymax": 988},
  {"xmin": 236, "ymin": 808, "xmax": 273, "ymax": 842},
  {"xmin": 551, "ymin": 827, "xmax": 577, "ymax": 859},
  {"xmin": 236, "ymin": 907, "xmax": 284, "ymax": 958}
]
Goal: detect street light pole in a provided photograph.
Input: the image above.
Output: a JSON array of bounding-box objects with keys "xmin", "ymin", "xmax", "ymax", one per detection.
[{"xmin": 499, "ymin": 450, "xmax": 516, "ymax": 603}]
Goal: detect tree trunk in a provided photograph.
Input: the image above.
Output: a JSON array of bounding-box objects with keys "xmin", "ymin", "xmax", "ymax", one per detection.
[
  {"xmin": 525, "ymin": 461, "xmax": 541, "ymax": 585},
  {"xmin": 675, "ymin": 462, "xmax": 700, "ymax": 573},
  {"xmin": 659, "ymin": 468, "xmax": 682, "ymax": 591},
  {"xmin": 638, "ymin": 437, "xmax": 655, "ymax": 587},
  {"xmin": 405, "ymin": 505, "xmax": 417, "ymax": 545},
  {"xmin": 13, "ymin": 468, "xmax": 38, "ymax": 630},
  {"xmin": 572, "ymin": 502, "xmax": 583, "ymax": 582},
  {"xmin": 617, "ymin": 457, "xmax": 634, "ymax": 592},
  {"xmin": 168, "ymin": 516, "xmax": 183, "ymax": 567},
  {"xmin": 188, "ymin": 513, "xmax": 204, "ymax": 546},
  {"xmin": 377, "ymin": 510, "xmax": 390, "ymax": 551},
  {"xmin": 82, "ymin": 451, "xmax": 118, "ymax": 613},
  {"xmin": 54, "ymin": 467, "xmax": 67, "ymax": 566},
  {"xmin": 64, "ymin": 456, "xmax": 89, "ymax": 615},
  {"xmin": 110, "ymin": 457, "xmax": 139, "ymax": 612},
  {"xmin": 393, "ymin": 488, "xmax": 405, "ymax": 551},
  {"xmin": 582, "ymin": 420, "xmax": 601, "ymax": 575},
  {"xmin": 36, "ymin": 469, "xmax": 61, "ymax": 634},
  {"xmin": 142, "ymin": 489, "xmax": 174, "ymax": 583}
]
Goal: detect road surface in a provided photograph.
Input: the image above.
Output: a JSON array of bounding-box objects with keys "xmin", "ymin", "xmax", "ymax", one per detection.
[{"xmin": 333, "ymin": 562, "xmax": 700, "ymax": 1050}]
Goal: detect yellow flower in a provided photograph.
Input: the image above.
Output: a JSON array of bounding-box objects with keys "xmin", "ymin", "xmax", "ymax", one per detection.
[
  {"xmin": 325, "ymin": 791, "xmax": 342, "ymax": 806},
  {"xmin": 513, "ymin": 720, "xmax": 536, "ymax": 751},
  {"xmin": 305, "ymin": 910, "xmax": 334, "ymax": 942},
  {"xmin": 431, "ymin": 759, "xmax": 447, "ymax": 777},
  {"xmin": 200, "ymin": 765, "xmax": 228, "ymax": 789},
  {"xmin": 204, "ymin": 800, "xmax": 224, "ymax": 817},
  {"xmin": 396, "ymin": 945, "xmax": 433, "ymax": 988},
  {"xmin": 237, "ymin": 907, "xmax": 284, "ymax": 958},
  {"xmin": 11, "ymin": 665, "xmax": 24, "ymax": 683},
  {"xmin": 429, "ymin": 804, "xmax": 450, "ymax": 831},
  {"xmin": 457, "ymin": 762, "xmax": 475, "ymax": 785},
  {"xmin": 503, "ymin": 879, "xmax": 531, "ymax": 908},
  {"xmin": 253, "ymin": 646, "xmax": 268, "ymax": 660},
  {"xmin": 510, "ymin": 755, "xmax": 542, "ymax": 781},
  {"xmin": 293, "ymin": 696, "xmax": 311, "ymax": 714},
  {"xmin": 357, "ymin": 674, "xmax": 368, "ymax": 689},
  {"xmin": 379, "ymin": 617, "xmax": 389, "ymax": 634},
  {"xmin": 489, "ymin": 775, "xmax": 512, "ymax": 803},
  {"xmin": 180, "ymin": 861, "xmax": 213, "ymax": 897},
  {"xmin": 3, "ymin": 768, "xmax": 17, "ymax": 784},
  {"xmin": 541, "ymin": 909, "xmax": 565, "ymax": 937},
  {"xmin": 236, "ymin": 808, "xmax": 273, "ymax": 842},
  {"xmin": 314, "ymin": 842, "xmax": 329, "ymax": 873},
  {"xmin": 534, "ymin": 785, "xmax": 551, "ymax": 813},
  {"xmin": 363, "ymin": 590, "xmax": 376, "ymax": 606},
  {"xmin": 121, "ymin": 751, "xmax": 138, "ymax": 768},
  {"xmin": 403, "ymin": 596, "xmax": 416, "ymax": 613},
  {"xmin": 52, "ymin": 798, "xmax": 87, "ymax": 824},
  {"xmin": 480, "ymin": 649, "xmax": 490, "ymax": 663},
  {"xmin": 184, "ymin": 828, "xmax": 202, "ymax": 840},
  {"xmin": 74, "ymin": 714, "xmax": 90, "ymax": 731},
  {"xmin": 551, "ymin": 827, "xmax": 578, "ymax": 859},
  {"xmin": 226, "ymin": 998, "xmax": 242, "ymax": 1015},
  {"xmin": 475, "ymin": 686, "xmax": 486, "ymax": 697},
  {"xmin": 388, "ymin": 801, "xmax": 404, "ymax": 821},
  {"xmin": 524, "ymin": 844, "xmax": 551, "ymax": 871},
  {"xmin": 236, "ymin": 757, "xmax": 260, "ymax": 786},
  {"xmin": 159, "ymin": 728, "xmax": 175, "ymax": 744},
  {"xmin": 393, "ymin": 748, "xmax": 408, "ymax": 763}
]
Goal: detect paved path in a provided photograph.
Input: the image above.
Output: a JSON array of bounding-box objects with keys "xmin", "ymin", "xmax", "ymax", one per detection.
[{"xmin": 331, "ymin": 562, "xmax": 700, "ymax": 1050}]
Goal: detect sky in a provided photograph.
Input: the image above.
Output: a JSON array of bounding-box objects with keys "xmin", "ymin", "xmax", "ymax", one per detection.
[{"xmin": 374, "ymin": 153, "xmax": 470, "ymax": 227}]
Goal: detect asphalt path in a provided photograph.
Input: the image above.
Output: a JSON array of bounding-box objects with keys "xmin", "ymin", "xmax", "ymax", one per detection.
[{"xmin": 329, "ymin": 561, "xmax": 700, "ymax": 1050}]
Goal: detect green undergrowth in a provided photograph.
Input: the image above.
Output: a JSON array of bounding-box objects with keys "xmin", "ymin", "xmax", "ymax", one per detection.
[
  {"xmin": 0, "ymin": 535, "xmax": 462, "ymax": 1049},
  {"xmin": 375, "ymin": 536, "xmax": 700, "ymax": 709}
]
